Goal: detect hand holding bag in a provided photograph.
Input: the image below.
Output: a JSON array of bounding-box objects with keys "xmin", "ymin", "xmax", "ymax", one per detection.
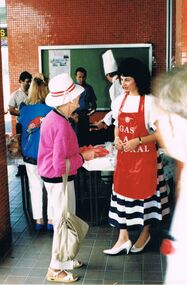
[{"xmin": 54, "ymin": 159, "xmax": 89, "ymax": 262}]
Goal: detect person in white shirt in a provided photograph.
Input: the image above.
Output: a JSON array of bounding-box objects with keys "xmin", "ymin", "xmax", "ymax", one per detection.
[
  {"xmin": 8, "ymin": 71, "xmax": 32, "ymax": 117},
  {"xmin": 94, "ymin": 49, "xmax": 123, "ymax": 129},
  {"xmin": 8, "ymin": 71, "xmax": 32, "ymax": 177},
  {"xmin": 90, "ymin": 50, "xmax": 123, "ymax": 145}
]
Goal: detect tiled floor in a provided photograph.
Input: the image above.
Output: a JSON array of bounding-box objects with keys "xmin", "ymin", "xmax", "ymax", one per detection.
[{"xmin": 0, "ymin": 165, "xmax": 167, "ymax": 284}]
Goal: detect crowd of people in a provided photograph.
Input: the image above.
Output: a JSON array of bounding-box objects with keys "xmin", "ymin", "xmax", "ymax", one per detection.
[{"xmin": 6, "ymin": 49, "xmax": 185, "ymax": 283}]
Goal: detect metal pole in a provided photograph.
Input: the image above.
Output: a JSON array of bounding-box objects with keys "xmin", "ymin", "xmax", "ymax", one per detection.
[{"xmin": 166, "ymin": 0, "xmax": 173, "ymax": 71}]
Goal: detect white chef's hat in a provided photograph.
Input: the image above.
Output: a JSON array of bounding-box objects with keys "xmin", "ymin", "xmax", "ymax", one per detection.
[{"xmin": 102, "ymin": 49, "xmax": 118, "ymax": 75}]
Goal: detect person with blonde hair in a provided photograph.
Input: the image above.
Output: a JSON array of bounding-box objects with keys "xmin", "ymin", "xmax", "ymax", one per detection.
[
  {"xmin": 26, "ymin": 73, "xmax": 49, "ymax": 103},
  {"xmin": 152, "ymin": 64, "xmax": 187, "ymax": 284},
  {"xmin": 19, "ymin": 73, "xmax": 53, "ymax": 231}
]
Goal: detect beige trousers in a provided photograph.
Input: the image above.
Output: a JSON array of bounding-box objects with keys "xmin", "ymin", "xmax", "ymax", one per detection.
[{"xmin": 44, "ymin": 180, "xmax": 76, "ymax": 270}]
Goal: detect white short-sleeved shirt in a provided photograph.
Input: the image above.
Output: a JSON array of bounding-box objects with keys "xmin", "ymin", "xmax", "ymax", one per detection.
[
  {"xmin": 112, "ymin": 94, "xmax": 157, "ymax": 132},
  {"xmin": 109, "ymin": 78, "xmax": 123, "ymax": 102},
  {"xmin": 8, "ymin": 89, "xmax": 27, "ymax": 109},
  {"xmin": 102, "ymin": 79, "xmax": 123, "ymax": 126}
]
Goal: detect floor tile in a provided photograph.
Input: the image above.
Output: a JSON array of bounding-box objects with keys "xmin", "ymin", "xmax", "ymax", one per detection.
[
  {"xmin": 0, "ymin": 165, "xmax": 166, "ymax": 285},
  {"xmin": 4, "ymin": 275, "xmax": 27, "ymax": 284}
]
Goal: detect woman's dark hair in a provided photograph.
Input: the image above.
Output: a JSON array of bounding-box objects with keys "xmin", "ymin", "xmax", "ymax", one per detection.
[{"xmin": 118, "ymin": 57, "xmax": 151, "ymax": 95}]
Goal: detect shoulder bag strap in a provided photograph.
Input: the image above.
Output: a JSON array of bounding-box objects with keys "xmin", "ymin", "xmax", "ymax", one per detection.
[{"xmin": 63, "ymin": 159, "xmax": 70, "ymax": 217}]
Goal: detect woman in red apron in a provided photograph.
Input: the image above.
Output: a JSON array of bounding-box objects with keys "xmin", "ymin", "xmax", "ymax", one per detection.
[{"xmin": 103, "ymin": 58, "xmax": 170, "ymax": 255}]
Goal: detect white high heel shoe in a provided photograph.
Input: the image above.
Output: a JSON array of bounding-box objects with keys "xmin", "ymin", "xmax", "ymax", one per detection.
[
  {"xmin": 103, "ymin": 240, "xmax": 132, "ymax": 255},
  {"xmin": 130, "ymin": 235, "xmax": 151, "ymax": 253}
]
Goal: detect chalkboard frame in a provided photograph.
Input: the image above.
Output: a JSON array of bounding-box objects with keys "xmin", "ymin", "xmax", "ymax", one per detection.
[{"xmin": 38, "ymin": 43, "xmax": 152, "ymax": 110}]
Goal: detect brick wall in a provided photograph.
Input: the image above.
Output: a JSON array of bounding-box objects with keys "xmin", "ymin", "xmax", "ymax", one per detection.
[
  {"xmin": 176, "ymin": 0, "xmax": 187, "ymax": 64},
  {"xmin": 0, "ymin": 48, "xmax": 12, "ymax": 256},
  {"xmin": 6, "ymin": 0, "xmax": 176, "ymax": 97}
]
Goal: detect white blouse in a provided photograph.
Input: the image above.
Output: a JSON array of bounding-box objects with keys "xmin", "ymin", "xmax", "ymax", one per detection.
[{"xmin": 111, "ymin": 94, "xmax": 157, "ymax": 132}]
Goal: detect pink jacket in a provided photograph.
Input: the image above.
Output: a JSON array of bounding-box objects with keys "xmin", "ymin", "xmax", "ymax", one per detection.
[{"xmin": 37, "ymin": 110, "xmax": 83, "ymax": 178}]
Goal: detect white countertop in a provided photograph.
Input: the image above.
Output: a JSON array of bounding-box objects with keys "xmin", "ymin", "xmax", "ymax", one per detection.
[{"xmin": 83, "ymin": 143, "xmax": 117, "ymax": 171}]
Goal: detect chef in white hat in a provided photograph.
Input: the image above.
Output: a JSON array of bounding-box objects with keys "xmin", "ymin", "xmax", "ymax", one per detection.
[
  {"xmin": 92, "ymin": 49, "xmax": 123, "ymax": 130},
  {"xmin": 103, "ymin": 49, "xmax": 118, "ymax": 77}
]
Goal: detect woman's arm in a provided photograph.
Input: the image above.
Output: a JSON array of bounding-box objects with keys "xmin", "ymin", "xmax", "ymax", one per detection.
[
  {"xmin": 114, "ymin": 126, "xmax": 124, "ymax": 151},
  {"xmin": 122, "ymin": 133, "xmax": 157, "ymax": 152}
]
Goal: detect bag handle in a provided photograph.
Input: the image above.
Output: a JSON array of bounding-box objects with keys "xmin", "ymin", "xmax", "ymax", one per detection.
[{"xmin": 63, "ymin": 159, "xmax": 70, "ymax": 217}]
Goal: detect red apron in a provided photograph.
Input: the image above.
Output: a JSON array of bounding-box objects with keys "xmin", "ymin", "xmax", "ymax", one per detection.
[{"xmin": 114, "ymin": 93, "xmax": 157, "ymax": 199}]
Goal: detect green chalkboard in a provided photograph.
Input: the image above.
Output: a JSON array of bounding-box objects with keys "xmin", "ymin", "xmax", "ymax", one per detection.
[{"xmin": 39, "ymin": 44, "xmax": 152, "ymax": 109}]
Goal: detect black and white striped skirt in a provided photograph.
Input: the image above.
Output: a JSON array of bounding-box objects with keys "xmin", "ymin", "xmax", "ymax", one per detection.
[{"xmin": 108, "ymin": 151, "xmax": 170, "ymax": 231}]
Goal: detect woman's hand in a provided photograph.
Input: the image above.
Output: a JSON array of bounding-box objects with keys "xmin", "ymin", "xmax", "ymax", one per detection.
[
  {"xmin": 114, "ymin": 137, "xmax": 124, "ymax": 151},
  {"xmin": 122, "ymin": 138, "xmax": 139, "ymax": 152},
  {"xmin": 81, "ymin": 150, "xmax": 95, "ymax": 161}
]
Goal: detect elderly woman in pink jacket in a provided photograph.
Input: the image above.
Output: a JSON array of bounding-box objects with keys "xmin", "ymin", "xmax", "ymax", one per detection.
[{"xmin": 38, "ymin": 73, "xmax": 94, "ymax": 283}]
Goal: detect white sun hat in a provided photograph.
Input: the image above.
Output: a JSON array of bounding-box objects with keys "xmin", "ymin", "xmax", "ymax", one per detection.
[
  {"xmin": 102, "ymin": 49, "xmax": 118, "ymax": 75},
  {"xmin": 45, "ymin": 73, "xmax": 84, "ymax": 107}
]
